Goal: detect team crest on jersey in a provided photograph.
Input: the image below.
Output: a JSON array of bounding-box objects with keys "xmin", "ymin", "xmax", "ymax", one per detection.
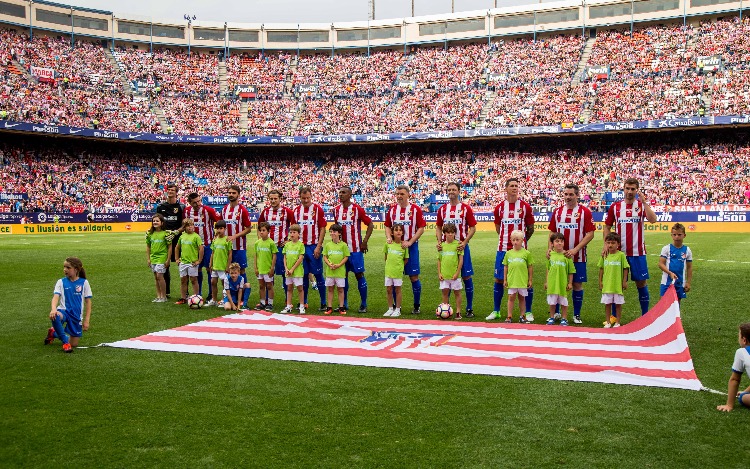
[
  {"xmin": 634, "ymin": 206, "xmax": 640, "ymax": 213},
  {"xmin": 75, "ymin": 285, "xmax": 82, "ymax": 293},
  {"xmin": 573, "ymin": 212, "xmax": 580, "ymax": 219},
  {"xmin": 173, "ymin": 207, "xmax": 179, "ymax": 213}
]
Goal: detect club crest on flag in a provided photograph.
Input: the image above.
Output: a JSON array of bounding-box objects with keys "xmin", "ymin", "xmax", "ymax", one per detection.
[{"xmin": 359, "ymin": 330, "xmax": 455, "ymax": 347}]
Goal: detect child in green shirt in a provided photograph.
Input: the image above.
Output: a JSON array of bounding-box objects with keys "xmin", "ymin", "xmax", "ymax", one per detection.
[
  {"xmin": 383, "ymin": 224, "xmax": 409, "ymax": 317},
  {"xmin": 254, "ymin": 222, "xmax": 278, "ymax": 312},
  {"xmin": 282, "ymin": 224, "xmax": 306, "ymax": 314},
  {"xmin": 175, "ymin": 219, "xmax": 204, "ymax": 304},
  {"xmin": 502, "ymin": 230, "xmax": 533, "ymax": 323},
  {"xmin": 598, "ymin": 233, "xmax": 630, "ymax": 328},
  {"xmin": 323, "ymin": 224, "xmax": 350, "ymax": 315},
  {"xmin": 145, "ymin": 214, "xmax": 172, "ymax": 303},
  {"xmin": 545, "ymin": 232, "xmax": 576, "ymax": 326},
  {"xmin": 437, "ymin": 223, "xmax": 464, "ymax": 319},
  {"xmin": 208, "ymin": 220, "xmax": 233, "ymax": 308}
]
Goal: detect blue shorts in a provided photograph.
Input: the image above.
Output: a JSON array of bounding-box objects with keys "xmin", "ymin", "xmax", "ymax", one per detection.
[
  {"xmin": 304, "ymin": 244, "xmax": 323, "ymax": 277},
  {"xmin": 573, "ymin": 261, "xmax": 588, "ymax": 283},
  {"xmin": 57, "ymin": 309, "xmax": 83, "ymax": 337},
  {"xmin": 626, "ymin": 255, "xmax": 650, "ymax": 282},
  {"xmin": 660, "ymin": 283, "xmax": 686, "ymax": 299},
  {"xmin": 223, "ymin": 291, "xmax": 240, "ymax": 304},
  {"xmin": 275, "ymin": 251, "xmax": 286, "ymax": 276},
  {"xmin": 739, "ymin": 392, "xmax": 750, "ymax": 408},
  {"xmin": 345, "ymin": 251, "xmax": 366, "ymax": 274},
  {"xmin": 232, "ymin": 250, "xmax": 248, "ymax": 270},
  {"xmin": 200, "ymin": 245, "xmax": 212, "ymax": 269},
  {"xmin": 461, "ymin": 244, "xmax": 474, "ymax": 278},
  {"xmin": 494, "ymin": 251, "xmax": 506, "ymax": 280},
  {"xmin": 404, "ymin": 242, "xmax": 421, "ymax": 276}
]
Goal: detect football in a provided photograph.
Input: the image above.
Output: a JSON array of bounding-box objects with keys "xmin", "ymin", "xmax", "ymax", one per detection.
[
  {"xmin": 188, "ymin": 294, "xmax": 204, "ymax": 309},
  {"xmin": 435, "ymin": 303, "xmax": 453, "ymax": 319}
]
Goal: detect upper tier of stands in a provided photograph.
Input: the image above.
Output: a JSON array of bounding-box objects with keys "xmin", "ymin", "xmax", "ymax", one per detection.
[{"xmin": 1, "ymin": 16, "xmax": 750, "ymax": 136}]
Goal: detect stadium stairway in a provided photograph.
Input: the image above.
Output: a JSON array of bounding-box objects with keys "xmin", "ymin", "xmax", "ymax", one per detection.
[
  {"xmin": 11, "ymin": 59, "xmax": 34, "ymax": 82},
  {"xmin": 104, "ymin": 49, "xmax": 135, "ymax": 95},
  {"xmin": 290, "ymin": 100, "xmax": 305, "ymax": 134},
  {"xmin": 476, "ymin": 90, "xmax": 497, "ymax": 129},
  {"xmin": 283, "ymin": 57, "xmax": 298, "ymax": 98},
  {"xmin": 151, "ymin": 103, "xmax": 170, "ymax": 133},
  {"xmin": 239, "ymin": 100, "xmax": 248, "ymax": 133},
  {"xmin": 382, "ymin": 54, "xmax": 417, "ymax": 121},
  {"xmin": 218, "ymin": 61, "xmax": 228, "ymax": 94},
  {"xmin": 571, "ymin": 36, "xmax": 597, "ymax": 86}
]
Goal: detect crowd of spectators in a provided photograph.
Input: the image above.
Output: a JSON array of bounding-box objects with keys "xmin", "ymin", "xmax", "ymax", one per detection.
[
  {"xmin": 225, "ymin": 52, "xmax": 291, "ymax": 99},
  {"xmin": 299, "ymin": 97, "xmax": 389, "ymax": 135},
  {"xmin": 292, "ymin": 51, "xmax": 404, "ymax": 98},
  {"xmin": 114, "ymin": 47, "xmax": 220, "ymax": 97},
  {"xmin": 2, "ymin": 16, "xmax": 750, "ymax": 138},
  {"xmin": 2, "ymin": 133, "xmax": 748, "ymax": 214},
  {"xmin": 159, "ymin": 95, "xmax": 239, "ymax": 135}
]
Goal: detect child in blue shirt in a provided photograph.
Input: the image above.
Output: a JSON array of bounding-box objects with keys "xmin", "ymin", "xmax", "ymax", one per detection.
[
  {"xmin": 44, "ymin": 257, "xmax": 93, "ymax": 353},
  {"xmin": 658, "ymin": 223, "xmax": 693, "ymax": 303}
]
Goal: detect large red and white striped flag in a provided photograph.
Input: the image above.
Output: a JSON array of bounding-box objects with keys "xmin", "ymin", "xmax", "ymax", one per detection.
[{"xmin": 107, "ymin": 287, "xmax": 703, "ymax": 390}]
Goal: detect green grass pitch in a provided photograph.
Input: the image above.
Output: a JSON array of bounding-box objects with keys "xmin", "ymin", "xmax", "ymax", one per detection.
[{"xmin": 2, "ymin": 231, "xmax": 749, "ymax": 467}]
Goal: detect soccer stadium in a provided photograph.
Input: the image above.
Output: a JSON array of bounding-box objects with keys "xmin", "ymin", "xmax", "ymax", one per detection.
[{"xmin": 2, "ymin": 0, "xmax": 750, "ymax": 466}]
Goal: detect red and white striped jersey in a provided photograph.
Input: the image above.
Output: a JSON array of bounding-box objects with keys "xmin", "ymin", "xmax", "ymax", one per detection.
[
  {"xmin": 493, "ymin": 199, "xmax": 535, "ymax": 251},
  {"xmin": 332, "ymin": 203, "xmax": 372, "ymax": 253},
  {"xmin": 436, "ymin": 202, "xmax": 477, "ymax": 242},
  {"xmin": 293, "ymin": 203, "xmax": 327, "ymax": 246},
  {"xmin": 548, "ymin": 204, "xmax": 596, "ymax": 262},
  {"xmin": 605, "ymin": 200, "xmax": 647, "ymax": 256},
  {"xmin": 258, "ymin": 206, "xmax": 296, "ymax": 246},
  {"xmin": 184, "ymin": 204, "xmax": 221, "ymax": 246},
  {"xmin": 221, "ymin": 203, "xmax": 253, "ymax": 250},
  {"xmin": 384, "ymin": 203, "xmax": 426, "ymax": 241}
]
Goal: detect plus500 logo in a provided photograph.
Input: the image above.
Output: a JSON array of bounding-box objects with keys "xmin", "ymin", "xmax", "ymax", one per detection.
[{"xmin": 697, "ymin": 213, "xmax": 747, "ymax": 222}]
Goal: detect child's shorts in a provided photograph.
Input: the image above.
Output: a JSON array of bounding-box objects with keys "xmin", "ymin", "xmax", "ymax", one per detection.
[
  {"xmin": 286, "ymin": 276, "xmax": 304, "ymax": 287},
  {"xmin": 546, "ymin": 294, "xmax": 569, "ymax": 306},
  {"xmin": 257, "ymin": 274, "xmax": 274, "ymax": 283},
  {"xmin": 325, "ymin": 277, "xmax": 345, "ymax": 288},
  {"xmin": 660, "ymin": 284, "xmax": 686, "ymax": 299},
  {"xmin": 179, "ymin": 263, "xmax": 198, "ymax": 277},
  {"xmin": 440, "ymin": 279, "xmax": 462, "ymax": 291},
  {"xmin": 211, "ymin": 270, "xmax": 227, "ymax": 281},
  {"xmin": 55, "ymin": 309, "xmax": 83, "ymax": 337},
  {"xmin": 150, "ymin": 263, "xmax": 166, "ymax": 274},
  {"xmin": 739, "ymin": 392, "xmax": 750, "ymax": 408},
  {"xmin": 385, "ymin": 277, "xmax": 403, "ymax": 287},
  {"xmin": 601, "ymin": 293, "xmax": 625, "ymax": 304},
  {"xmin": 508, "ymin": 288, "xmax": 528, "ymax": 297}
]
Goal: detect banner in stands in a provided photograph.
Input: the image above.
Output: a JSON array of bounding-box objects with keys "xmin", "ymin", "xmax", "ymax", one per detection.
[
  {"xmin": 297, "ymin": 84, "xmax": 317, "ymax": 94},
  {"xmin": 584, "ymin": 65, "xmax": 610, "ymax": 81},
  {"xmin": 396, "ymin": 79, "xmax": 417, "ymax": 88},
  {"xmin": 0, "ymin": 193, "xmax": 28, "ymax": 201},
  {"xmin": 234, "ymin": 85, "xmax": 256, "ymax": 99},
  {"xmin": 487, "ymin": 73, "xmax": 507, "ymax": 82},
  {"xmin": 697, "ymin": 55, "xmax": 723, "ymax": 72},
  {"xmin": 30, "ymin": 66, "xmax": 54, "ymax": 80},
  {"xmin": 2, "ymin": 115, "xmax": 750, "ymax": 144}
]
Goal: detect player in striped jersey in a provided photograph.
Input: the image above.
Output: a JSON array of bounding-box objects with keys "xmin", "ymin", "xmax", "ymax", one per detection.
[
  {"xmin": 258, "ymin": 189, "xmax": 297, "ymax": 298},
  {"xmin": 384, "ymin": 185, "xmax": 426, "ymax": 314},
  {"xmin": 332, "ymin": 186, "xmax": 374, "ymax": 313},
  {"xmin": 604, "ymin": 178, "xmax": 657, "ymax": 315},
  {"xmin": 293, "ymin": 186, "xmax": 328, "ymax": 311},
  {"xmin": 491, "ymin": 178, "xmax": 535, "ymax": 320},
  {"xmin": 222, "ymin": 185, "xmax": 254, "ymax": 308},
  {"xmin": 186, "ymin": 193, "xmax": 221, "ymax": 304},
  {"xmin": 435, "ymin": 182, "xmax": 477, "ymax": 317},
  {"xmin": 548, "ymin": 183, "xmax": 596, "ymax": 324}
]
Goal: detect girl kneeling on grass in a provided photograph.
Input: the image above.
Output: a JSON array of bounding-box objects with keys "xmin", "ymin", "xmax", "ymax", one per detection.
[
  {"xmin": 717, "ymin": 322, "xmax": 750, "ymax": 412},
  {"xmin": 44, "ymin": 257, "xmax": 92, "ymax": 353}
]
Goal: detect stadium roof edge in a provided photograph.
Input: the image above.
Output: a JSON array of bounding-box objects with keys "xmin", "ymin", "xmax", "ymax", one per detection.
[{"xmin": 35, "ymin": 0, "xmax": 112, "ymax": 16}]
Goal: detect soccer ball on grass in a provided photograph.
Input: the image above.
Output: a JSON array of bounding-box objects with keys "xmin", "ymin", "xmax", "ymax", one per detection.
[
  {"xmin": 188, "ymin": 294, "xmax": 204, "ymax": 309},
  {"xmin": 435, "ymin": 303, "xmax": 453, "ymax": 319}
]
